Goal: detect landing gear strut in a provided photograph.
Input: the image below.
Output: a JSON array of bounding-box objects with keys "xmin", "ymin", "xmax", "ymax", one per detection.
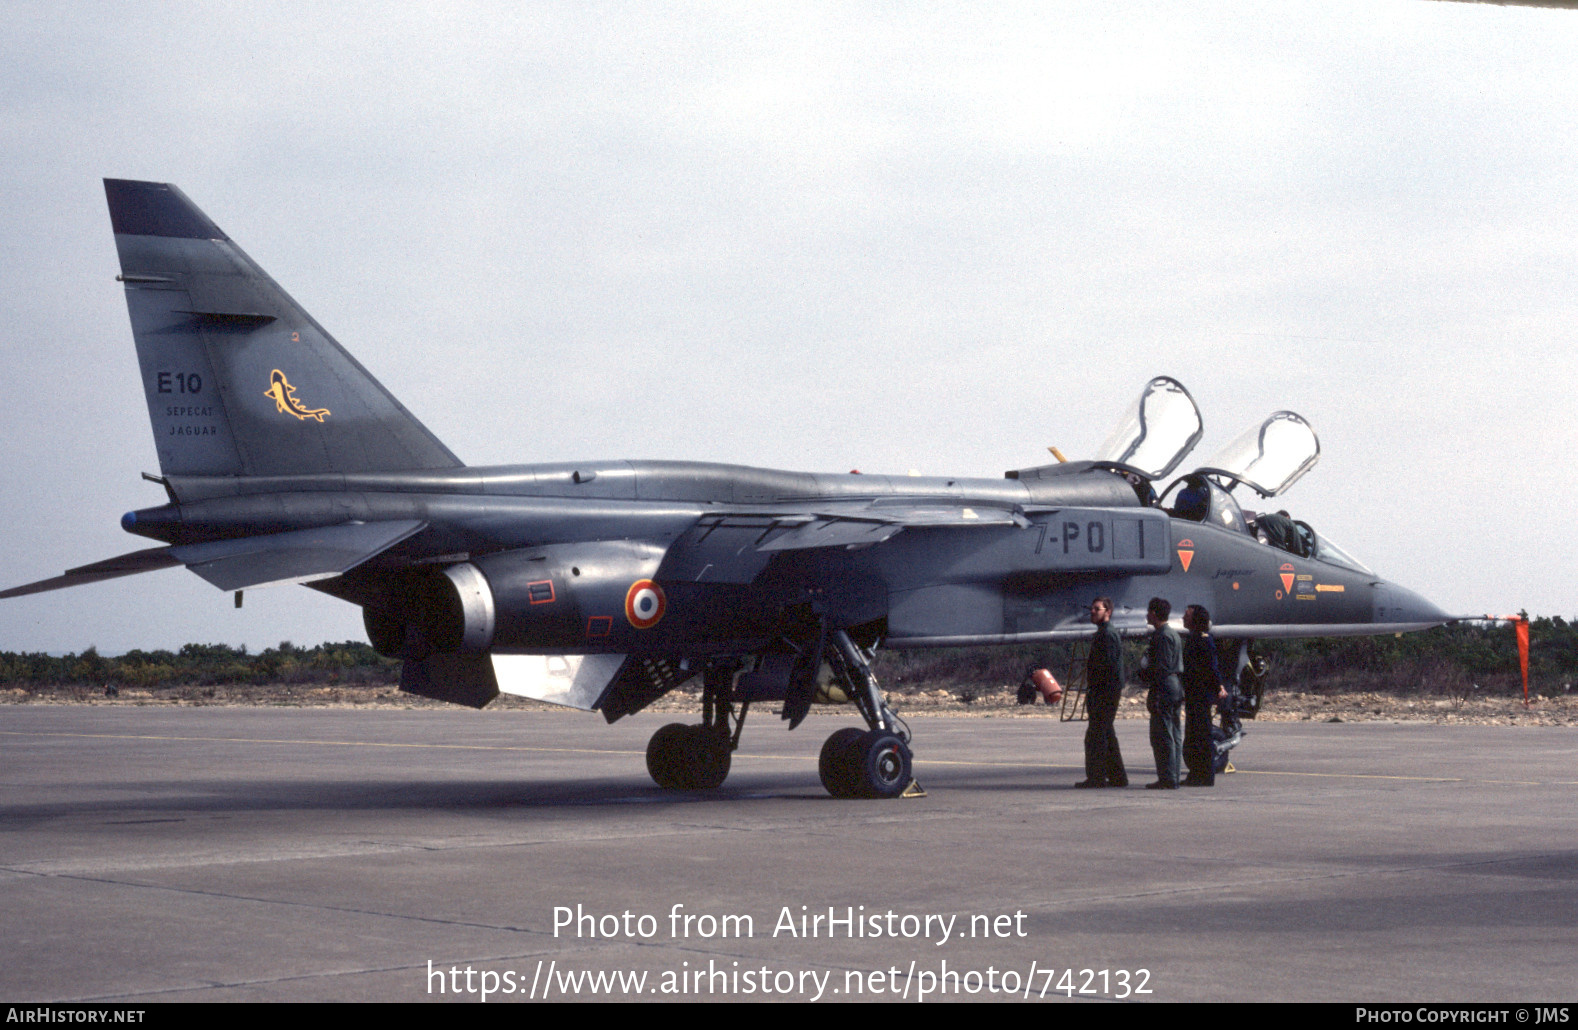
[
  {"xmin": 1208, "ymin": 640, "xmax": 1266, "ymax": 776},
  {"xmin": 642, "ymin": 634, "xmax": 918, "ymax": 798},
  {"xmin": 645, "ymin": 664, "xmax": 748, "ymax": 790},
  {"xmin": 816, "ymin": 631, "xmax": 915, "ymax": 799}
]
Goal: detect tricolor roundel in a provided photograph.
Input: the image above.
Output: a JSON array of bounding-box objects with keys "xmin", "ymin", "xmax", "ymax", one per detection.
[{"xmin": 625, "ymin": 579, "xmax": 666, "ymax": 629}]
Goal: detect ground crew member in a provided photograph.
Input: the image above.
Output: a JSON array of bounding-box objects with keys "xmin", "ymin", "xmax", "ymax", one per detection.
[
  {"xmin": 1142, "ymin": 597, "xmax": 1183, "ymax": 790},
  {"xmin": 1181, "ymin": 604, "xmax": 1228, "ymax": 786},
  {"xmin": 1075, "ymin": 597, "xmax": 1127, "ymax": 788}
]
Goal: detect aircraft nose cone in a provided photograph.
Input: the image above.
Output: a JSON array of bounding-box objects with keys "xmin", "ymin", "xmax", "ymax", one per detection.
[{"xmin": 1373, "ymin": 580, "xmax": 1451, "ymax": 629}]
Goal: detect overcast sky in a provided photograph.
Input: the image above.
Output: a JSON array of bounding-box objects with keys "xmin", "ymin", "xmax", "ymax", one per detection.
[{"xmin": 1, "ymin": 1, "xmax": 1574, "ymax": 654}]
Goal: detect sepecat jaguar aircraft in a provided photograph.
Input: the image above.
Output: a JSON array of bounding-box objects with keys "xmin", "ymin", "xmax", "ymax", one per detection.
[{"xmin": 2, "ymin": 180, "xmax": 1457, "ymax": 798}]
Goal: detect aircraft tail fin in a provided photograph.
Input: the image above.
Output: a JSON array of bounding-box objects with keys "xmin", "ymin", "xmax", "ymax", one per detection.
[{"xmin": 104, "ymin": 179, "xmax": 462, "ymax": 478}]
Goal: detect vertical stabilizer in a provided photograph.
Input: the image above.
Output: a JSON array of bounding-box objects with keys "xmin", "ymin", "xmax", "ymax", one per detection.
[{"xmin": 104, "ymin": 179, "xmax": 462, "ymax": 477}]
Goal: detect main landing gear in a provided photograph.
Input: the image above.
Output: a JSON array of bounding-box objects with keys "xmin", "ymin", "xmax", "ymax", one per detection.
[
  {"xmin": 816, "ymin": 631, "xmax": 915, "ymax": 799},
  {"xmin": 641, "ymin": 630, "xmax": 918, "ymax": 799},
  {"xmin": 818, "ymin": 726, "xmax": 913, "ymax": 799},
  {"xmin": 645, "ymin": 664, "xmax": 748, "ymax": 790},
  {"xmin": 646, "ymin": 722, "xmax": 732, "ymax": 789}
]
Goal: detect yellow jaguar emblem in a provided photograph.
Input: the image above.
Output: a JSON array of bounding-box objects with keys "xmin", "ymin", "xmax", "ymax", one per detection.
[{"xmin": 265, "ymin": 369, "xmax": 330, "ymax": 422}]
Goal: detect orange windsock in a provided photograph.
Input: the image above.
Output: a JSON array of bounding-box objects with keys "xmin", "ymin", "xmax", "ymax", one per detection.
[
  {"xmin": 1488, "ymin": 615, "xmax": 1532, "ymax": 705},
  {"xmin": 1498, "ymin": 615, "xmax": 1531, "ymax": 704},
  {"xmin": 1515, "ymin": 617, "xmax": 1530, "ymax": 705}
]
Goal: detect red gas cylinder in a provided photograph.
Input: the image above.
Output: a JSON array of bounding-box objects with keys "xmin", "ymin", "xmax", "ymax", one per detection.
[{"xmin": 1031, "ymin": 668, "xmax": 1063, "ymax": 705}]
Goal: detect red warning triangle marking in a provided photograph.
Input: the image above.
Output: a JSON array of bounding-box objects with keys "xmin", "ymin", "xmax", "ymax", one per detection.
[
  {"xmin": 1177, "ymin": 549, "xmax": 1194, "ymax": 572},
  {"xmin": 1280, "ymin": 572, "xmax": 1295, "ymax": 593}
]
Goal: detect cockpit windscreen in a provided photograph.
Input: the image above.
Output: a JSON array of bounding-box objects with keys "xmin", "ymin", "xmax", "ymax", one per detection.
[{"xmin": 1310, "ymin": 533, "xmax": 1373, "ymax": 575}]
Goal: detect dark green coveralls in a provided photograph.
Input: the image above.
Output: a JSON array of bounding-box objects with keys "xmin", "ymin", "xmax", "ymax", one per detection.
[{"xmin": 1182, "ymin": 630, "xmax": 1222, "ymax": 785}]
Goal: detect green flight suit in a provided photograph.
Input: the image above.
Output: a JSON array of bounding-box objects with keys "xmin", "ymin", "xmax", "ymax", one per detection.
[{"xmin": 1145, "ymin": 623, "xmax": 1184, "ymax": 787}]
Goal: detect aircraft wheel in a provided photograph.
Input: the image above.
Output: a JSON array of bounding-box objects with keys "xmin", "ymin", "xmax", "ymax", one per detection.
[
  {"xmin": 853, "ymin": 731, "xmax": 912, "ymax": 800},
  {"xmin": 818, "ymin": 727, "xmax": 867, "ymax": 798},
  {"xmin": 688, "ymin": 724, "xmax": 732, "ymax": 789},
  {"xmin": 1211, "ymin": 726, "xmax": 1234, "ymax": 774},
  {"xmin": 646, "ymin": 722, "xmax": 691, "ymax": 789}
]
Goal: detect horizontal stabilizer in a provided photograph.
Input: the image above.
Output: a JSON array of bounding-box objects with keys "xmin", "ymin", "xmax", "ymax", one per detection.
[
  {"xmin": 0, "ymin": 547, "xmax": 181, "ymax": 598},
  {"xmin": 0, "ymin": 519, "xmax": 425, "ymax": 599},
  {"xmin": 493, "ymin": 653, "xmax": 629, "ymax": 711},
  {"xmin": 170, "ymin": 520, "xmax": 426, "ymax": 591}
]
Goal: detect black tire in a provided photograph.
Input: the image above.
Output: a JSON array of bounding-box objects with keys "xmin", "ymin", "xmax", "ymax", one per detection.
[
  {"xmin": 689, "ymin": 724, "xmax": 732, "ymax": 790},
  {"xmin": 646, "ymin": 722, "xmax": 691, "ymax": 789},
  {"xmin": 819, "ymin": 727, "xmax": 867, "ymax": 798},
  {"xmin": 853, "ymin": 731, "xmax": 912, "ymax": 799}
]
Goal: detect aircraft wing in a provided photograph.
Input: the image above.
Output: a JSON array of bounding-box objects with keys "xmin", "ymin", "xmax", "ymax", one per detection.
[
  {"xmin": 740, "ymin": 501, "xmax": 1031, "ymax": 552},
  {"xmin": 659, "ymin": 502, "xmax": 1036, "ymax": 584},
  {"xmin": 1, "ymin": 519, "xmax": 426, "ymax": 597},
  {"xmin": 755, "ymin": 519, "xmax": 906, "ymax": 550}
]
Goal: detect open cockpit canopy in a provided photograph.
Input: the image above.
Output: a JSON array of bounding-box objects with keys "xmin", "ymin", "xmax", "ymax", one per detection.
[
  {"xmin": 1193, "ymin": 411, "xmax": 1320, "ymax": 498},
  {"xmin": 1093, "ymin": 376, "xmax": 1204, "ymax": 481}
]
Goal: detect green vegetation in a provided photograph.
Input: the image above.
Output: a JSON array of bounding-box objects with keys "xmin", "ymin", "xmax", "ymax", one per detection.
[
  {"xmin": 873, "ymin": 618, "xmax": 1573, "ymax": 698},
  {"xmin": 0, "ymin": 641, "xmax": 398, "ymax": 689},
  {"xmin": 0, "ymin": 618, "xmax": 1572, "ymax": 698},
  {"xmin": 1248, "ymin": 620, "xmax": 1550, "ymax": 693}
]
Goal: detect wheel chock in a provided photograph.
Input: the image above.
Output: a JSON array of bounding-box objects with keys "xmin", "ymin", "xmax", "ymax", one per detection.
[
  {"xmin": 1223, "ymin": 761, "xmax": 1236, "ymax": 774},
  {"xmin": 901, "ymin": 778, "xmax": 927, "ymax": 799}
]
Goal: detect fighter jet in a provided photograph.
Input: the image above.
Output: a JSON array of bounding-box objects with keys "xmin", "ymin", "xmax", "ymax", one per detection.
[{"xmin": 2, "ymin": 180, "xmax": 1456, "ymax": 798}]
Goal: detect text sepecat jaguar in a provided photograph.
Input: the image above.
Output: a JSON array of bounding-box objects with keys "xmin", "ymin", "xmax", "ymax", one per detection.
[{"xmin": 2, "ymin": 180, "xmax": 1458, "ymax": 798}]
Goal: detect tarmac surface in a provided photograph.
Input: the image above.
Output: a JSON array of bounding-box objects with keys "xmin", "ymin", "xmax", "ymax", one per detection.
[{"xmin": 2, "ymin": 705, "xmax": 1575, "ymax": 1003}]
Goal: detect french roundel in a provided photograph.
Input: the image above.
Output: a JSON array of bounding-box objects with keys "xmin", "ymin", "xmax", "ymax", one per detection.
[{"xmin": 624, "ymin": 579, "xmax": 666, "ymax": 629}]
